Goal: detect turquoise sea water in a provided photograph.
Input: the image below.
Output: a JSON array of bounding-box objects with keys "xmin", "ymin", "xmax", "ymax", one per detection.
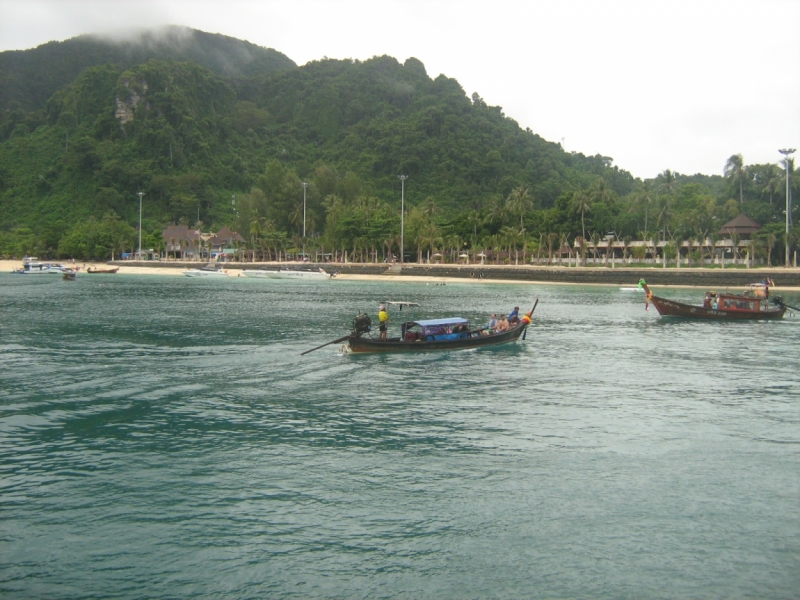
[{"xmin": 1, "ymin": 273, "xmax": 799, "ymax": 599}]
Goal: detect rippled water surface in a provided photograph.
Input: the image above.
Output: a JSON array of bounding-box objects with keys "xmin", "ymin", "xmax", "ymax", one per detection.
[{"xmin": 1, "ymin": 273, "xmax": 799, "ymax": 598}]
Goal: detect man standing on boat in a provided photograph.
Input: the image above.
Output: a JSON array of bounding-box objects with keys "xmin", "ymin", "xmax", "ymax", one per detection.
[{"xmin": 378, "ymin": 304, "xmax": 389, "ymax": 341}]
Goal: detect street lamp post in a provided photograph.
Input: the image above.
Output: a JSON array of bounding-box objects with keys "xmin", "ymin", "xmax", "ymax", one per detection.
[
  {"xmin": 301, "ymin": 182, "xmax": 308, "ymax": 261},
  {"xmin": 399, "ymin": 175, "xmax": 408, "ymax": 264},
  {"xmin": 301, "ymin": 182, "xmax": 308, "ymax": 238},
  {"xmin": 779, "ymin": 149, "xmax": 795, "ymax": 267},
  {"xmin": 137, "ymin": 191, "xmax": 144, "ymax": 260}
]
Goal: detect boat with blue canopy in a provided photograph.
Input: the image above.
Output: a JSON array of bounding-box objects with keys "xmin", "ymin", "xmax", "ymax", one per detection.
[{"xmin": 301, "ymin": 300, "xmax": 538, "ymax": 355}]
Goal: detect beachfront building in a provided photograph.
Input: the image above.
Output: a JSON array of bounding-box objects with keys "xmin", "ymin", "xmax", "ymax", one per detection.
[
  {"xmin": 565, "ymin": 215, "xmax": 765, "ymax": 266},
  {"xmin": 162, "ymin": 225, "xmax": 245, "ymax": 260}
]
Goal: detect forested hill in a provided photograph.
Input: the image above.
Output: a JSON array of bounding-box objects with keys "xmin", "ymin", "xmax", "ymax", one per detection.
[
  {"xmin": 0, "ymin": 29, "xmax": 793, "ymax": 262},
  {"xmin": 0, "ymin": 26, "xmax": 296, "ymax": 112}
]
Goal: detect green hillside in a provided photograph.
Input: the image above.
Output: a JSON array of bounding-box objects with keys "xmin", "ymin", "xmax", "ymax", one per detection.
[
  {"xmin": 0, "ymin": 29, "xmax": 796, "ymax": 262},
  {"xmin": 0, "ymin": 26, "xmax": 296, "ymax": 112}
]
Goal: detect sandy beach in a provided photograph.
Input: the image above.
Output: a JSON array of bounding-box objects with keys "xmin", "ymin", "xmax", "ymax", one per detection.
[
  {"xmin": 3, "ymin": 259, "xmax": 799, "ymax": 290},
  {"xmin": 0, "ymin": 259, "xmax": 529, "ymax": 283},
  {"xmin": 1, "ymin": 259, "xmax": 185, "ymax": 276}
]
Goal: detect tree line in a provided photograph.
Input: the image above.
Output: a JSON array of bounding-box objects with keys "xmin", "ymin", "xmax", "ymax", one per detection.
[{"xmin": 0, "ymin": 52, "xmax": 796, "ymax": 263}]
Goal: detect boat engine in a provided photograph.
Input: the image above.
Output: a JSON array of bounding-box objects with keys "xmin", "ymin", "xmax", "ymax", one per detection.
[{"xmin": 352, "ymin": 313, "xmax": 372, "ymax": 337}]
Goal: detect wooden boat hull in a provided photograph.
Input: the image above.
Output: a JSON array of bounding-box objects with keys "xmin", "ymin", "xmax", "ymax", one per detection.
[
  {"xmin": 650, "ymin": 295, "xmax": 785, "ymax": 320},
  {"xmin": 346, "ymin": 323, "xmax": 528, "ymax": 353},
  {"xmin": 87, "ymin": 267, "xmax": 119, "ymax": 274}
]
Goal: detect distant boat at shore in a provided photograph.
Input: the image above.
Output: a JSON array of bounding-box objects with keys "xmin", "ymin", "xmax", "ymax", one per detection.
[
  {"xmin": 11, "ymin": 257, "xmax": 73, "ymax": 275},
  {"xmin": 243, "ymin": 267, "xmax": 332, "ymax": 280},
  {"xmin": 183, "ymin": 264, "xmax": 229, "ymax": 277}
]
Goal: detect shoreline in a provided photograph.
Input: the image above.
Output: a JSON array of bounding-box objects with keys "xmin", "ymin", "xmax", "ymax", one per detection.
[{"xmin": 3, "ymin": 259, "xmax": 800, "ymax": 291}]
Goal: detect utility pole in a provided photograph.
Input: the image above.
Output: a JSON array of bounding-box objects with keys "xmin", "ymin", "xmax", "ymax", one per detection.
[
  {"xmin": 137, "ymin": 191, "xmax": 144, "ymax": 260},
  {"xmin": 301, "ymin": 182, "xmax": 308, "ymax": 238},
  {"xmin": 399, "ymin": 175, "xmax": 408, "ymax": 264},
  {"xmin": 301, "ymin": 182, "xmax": 308, "ymax": 261},
  {"xmin": 779, "ymin": 149, "xmax": 795, "ymax": 267}
]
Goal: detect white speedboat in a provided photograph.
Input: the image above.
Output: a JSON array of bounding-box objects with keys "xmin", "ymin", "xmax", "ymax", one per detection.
[
  {"xmin": 266, "ymin": 268, "xmax": 330, "ymax": 280},
  {"xmin": 183, "ymin": 264, "xmax": 230, "ymax": 277},
  {"xmin": 243, "ymin": 267, "xmax": 331, "ymax": 280},
  {"xmin": 242, "ymin": 269, "xmax": 279, "ymax": 278},
  {"xmin": 12, "ymin": 258, "xmax": 72, "ymax": 274}
]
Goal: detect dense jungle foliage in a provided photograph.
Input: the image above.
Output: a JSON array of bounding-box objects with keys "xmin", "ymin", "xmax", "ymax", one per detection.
[
  {"xmin": 0, "ymin": 26, "xmax": 296, "ymax": 112},
  {"xmin": 0, "ymin": 30, "xmax": 796, "ymax": 263}
]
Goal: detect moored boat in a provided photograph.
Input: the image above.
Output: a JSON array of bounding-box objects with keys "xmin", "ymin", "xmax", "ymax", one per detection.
[
  {"xmin": 243, "ymin": 267, "xmax": 331, "ymax": 279},
  {"xmin": 267, "ymin": 267, "xmax": 331, "ymax": 280},
  {"xmin": 12, "ymin": 257, "xmax": 73, "ymax": 275},
  {"xmin": 183, "ymin": 263, "xmax": 230, "ymax": 277},
  {"xmin": 639, "ymin": 279, "xmax": 786, "ymax": 320},
  {"xmin": 241, "ymin": 268, "xmax": 279, "ymax": 278},
  {"xmin": 87, "ymin": 266, "xmax": 119, "ymax": 274}
]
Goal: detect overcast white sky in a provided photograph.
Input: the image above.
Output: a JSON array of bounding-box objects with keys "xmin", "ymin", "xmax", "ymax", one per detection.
[{"xmin": 1, "ymin": 0, "xmax": 797, "ymax": 179}]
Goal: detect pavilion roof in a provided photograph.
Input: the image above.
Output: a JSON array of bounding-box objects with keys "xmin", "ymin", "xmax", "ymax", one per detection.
[{"xmin": 718, "ymin": 214, "xmax": 761, "ymax": 235}]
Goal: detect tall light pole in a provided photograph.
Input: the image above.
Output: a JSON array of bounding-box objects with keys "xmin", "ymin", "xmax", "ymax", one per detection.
[
  {"xmin": 301, "ymin": 182, "xmax": 308, "ymax": 261},
  {"xmin": 301, "ymin": 182, "xmax": 308, "ymax": 238},
  {"xmin": 399, "ymin": 175, "xmax": 408, "ymax": 264},
  {"xmin": 779, "ymin": 149, "xmax": 795, "ymax": 267},
  {"xmin": 137, "ymin": 191, "xmax": 144, "ymax": 260}
]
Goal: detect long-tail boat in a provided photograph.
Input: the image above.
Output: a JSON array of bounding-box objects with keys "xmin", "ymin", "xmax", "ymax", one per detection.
[
  {"xmin": 639, "ymin": 279, "xmax": 786, "ymax": 320},
  {"xmin": 87, "ymin": 266, "xmax": 119, "ymax": 274},
  {"xmin": 302, "ymin": 301, "xmax": 537, "ymax": 355}
]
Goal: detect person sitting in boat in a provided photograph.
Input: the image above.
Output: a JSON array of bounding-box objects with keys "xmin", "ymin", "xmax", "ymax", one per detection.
[
  {"xmin": 481, "ymin": 313, "xmax": 498, "ymax": 335},
  {"xmin": 508, "ymin": 306, "xmax": 520, "ymax": 325},
  {"xmin": 378, "ymin": 305, "xmax": 389, "ymax": 341},
  {"xmin": 495, "ymin": 315, "xmax": 510, "ymax": 332}
]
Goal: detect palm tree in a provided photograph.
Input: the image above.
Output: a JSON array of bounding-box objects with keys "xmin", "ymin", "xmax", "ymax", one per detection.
[
  {"xmin": 590, "ymin": 232, "xmax": 601, "ymax": 264},
  {"xmin": 657, "ymin": 169, "xmax": 679, "ymax": 198},
  {"xmin": 655, "ymin": 195, "xmax": 673, "ymax": 242},
  {"xmin": 382, "ymin": 233, "xmax": 398, "ymax": 262},
  {"xmin": 249, "ymin": 218, "xmax": 263, "ymax": 262},
  {"xmin": 423, "ymin": 221, "xmax": 441, "ymax": 263},
  {"xmin": 445, "ymin": 234, "xmax": 463, "ymax": 263},
  {"xmin": 633, "ymin": 182, "xmax": 654, "ymax": 234},
  {"xmin": 757, "ymin": 164, "xmax": 781, "ymax": 205},
  {"xmin": 569, "ymin": 189, "xmax": 591, "ymax": 239},
  {"xmin": 556, "ymin": 233, "xmax": 569, "ymax": 266},
  {"xmin": 484, "ymin": 195, "xmax": 508, "ymax": 229},
  {"xmin": 103, "ymin": 211, "xmax": 123, "ymax": 261},
  {"xmin": 672, "ymin": 234, "xmax": 684, "ymax": 267},
  {"xmin": 764, "ymin": 232, "xmax": 777, "ymax": 266},
  {"xmin": 289, "ymin": 204, "xmax": 304, "ymax": 236},
  {"xmin": 420, "ymin": 196, "xmax": 440, "ymax": 219},
  {"xmin": 603, "ymin": 234, "xmax": 614, "ymax": 267},
  {"xmin": 506, "ymin": 186, "xmax": 532, "ymax": 229},
  {"xmin": 730, "ymin": 231, "xmax": 741, "ymax": 265},
  {"xmin": 499, "ymin": 226, "xmax": 522, "ymax": 264},
  {"xmin": 576, "ymin": 236, "xmax": 587, "ymax": 267},
  {"xmin": 724, "ymin": 154, "xmax": 746, "ymax": 205},
  {"xmin": 545, "ymin": 232, "xmax": 558, "ymax": 265},
  {"xmin": 590, "ymin": 177, "xmax": 615, "ymax": 206}
]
